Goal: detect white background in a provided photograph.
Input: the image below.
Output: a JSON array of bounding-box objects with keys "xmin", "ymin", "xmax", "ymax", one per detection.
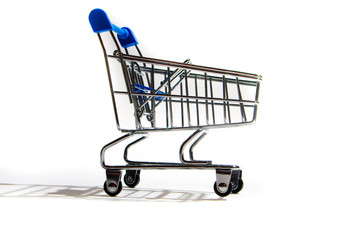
[{"xmin": 1, "ymin": 0, "xmax": 359, "ymax": 239}]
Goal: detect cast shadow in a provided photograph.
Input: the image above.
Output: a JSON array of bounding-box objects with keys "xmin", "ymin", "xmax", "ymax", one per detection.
[{"xmin": 0, "ymin": 183, "xmax": 225, "ymax": 202}]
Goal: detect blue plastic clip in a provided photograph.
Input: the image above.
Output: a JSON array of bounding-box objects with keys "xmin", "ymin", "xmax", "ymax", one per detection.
[
  {"xmin": 134, "ymin": 84, "xmax": 165, "ymax": 101},
  {"xmin": 89, "ymin": 8, "xmax": 138, "ymax": 48}
]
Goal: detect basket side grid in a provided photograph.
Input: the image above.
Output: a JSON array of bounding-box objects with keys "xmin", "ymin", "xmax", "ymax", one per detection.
[{"xmin": 111, "ymin": 55, "xmax": 261, "ymax": 132}]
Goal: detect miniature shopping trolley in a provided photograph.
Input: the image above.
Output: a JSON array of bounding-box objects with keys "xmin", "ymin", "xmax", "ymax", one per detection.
[{"xmin": 89, "ymin": 9, "xmax": 262, "ymax": 197}]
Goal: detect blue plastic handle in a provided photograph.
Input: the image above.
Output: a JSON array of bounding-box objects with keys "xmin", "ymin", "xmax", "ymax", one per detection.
[{"xmin": 89, "ymin": 8, "xmax": 138, "ymax": 48}]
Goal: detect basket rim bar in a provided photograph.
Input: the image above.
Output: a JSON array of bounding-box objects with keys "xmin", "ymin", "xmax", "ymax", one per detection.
[{"xmin": 109, "ymin": 54, "xmax": 262, "ymax": 81}]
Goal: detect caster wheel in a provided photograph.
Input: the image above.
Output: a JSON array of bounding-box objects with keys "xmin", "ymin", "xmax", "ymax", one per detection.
[
  {"xmin": 124, "ymin": 170, "xmax": 140, "ymax": 188},
  {"xmin": 104, "ymin": 181, "xmax": 122, "ymax": 197},
  {"xmin": 214, "ymin": 181, "xmax": 233, "ymax": 197},
  {"xmin": 232, "ymin": 178, "xmax": 244, "ymax": 194}
]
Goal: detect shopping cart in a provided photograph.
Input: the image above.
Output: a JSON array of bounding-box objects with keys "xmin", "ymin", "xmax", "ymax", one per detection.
[{"xmin": 89, "ymin": 8, "xmax": 262, "ymax": 197}]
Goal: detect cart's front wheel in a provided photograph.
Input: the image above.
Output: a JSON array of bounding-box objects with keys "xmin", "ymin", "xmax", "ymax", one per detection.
[
  {"xmin": 213, "ymin": 181, "xmax": 233, "ymax": 197},
  {"xmin": 104, "ymin": 181, "xmax": 122, "ymax": 197},
  {"xmin": 124, "ymin": 170, "xmax": 140, "ymax": 188}
]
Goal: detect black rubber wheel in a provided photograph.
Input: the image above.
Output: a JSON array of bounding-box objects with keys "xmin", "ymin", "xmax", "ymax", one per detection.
[
  {"xmin": 232, "ymin": 178, "xmax": 244, "ymax": 194},
  {"xmin": 213, "ymin": 181, "xmax": 233, "ymax": 197},
  {"xmin": 104, "ymin": 181, "xmax": 122, "ymax": 197},
  {"xmin": 124, "ymin": 170, "xmax": 140, "ymax": 188}
]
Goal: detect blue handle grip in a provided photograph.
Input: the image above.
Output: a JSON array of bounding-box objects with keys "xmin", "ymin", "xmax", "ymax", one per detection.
[{"xmin": 89, "ymin": 8, "xmax": 138, "ymax": 48}]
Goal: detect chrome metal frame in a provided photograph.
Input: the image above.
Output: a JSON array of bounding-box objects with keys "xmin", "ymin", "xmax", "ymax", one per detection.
[{"xmin": 95, "ymin": 30, "xmax": 261, "ymax": 197}]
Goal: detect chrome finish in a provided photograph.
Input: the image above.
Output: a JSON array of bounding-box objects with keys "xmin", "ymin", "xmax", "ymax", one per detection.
[
  {"xmin": 119, "ymin": 54, "xmax": 261, "ymax": 80},
  {"xmin": 215, "ymin": 169, "xmax": 232, "ymax": 193},
  {"xmin": 194, "ymin": 75, "xmax": 199, "ymax": 126},
  {"xmin": 105, "ymin": 50, "xmax": 260, "ymax": 132},
  {"xmin": 119, "ymin": 120, "xmax": 256, "ymax": 132},
  {"xmin": 97, "ymin": 33, "xmax": 121, "ymax": 130},
  {"xmin": 151, "ymin": 64, "xmax": 156, "ymax": 127},
  {"xmin": 179, "ymin": 129, "xmax": 211, "ymax": 165},
  {"xmin": 236, "ymin": 77, "xmax": 247, "ymax": 122},
  {"xmin": 105, "ymin": 169, "xmax": 122, "ymax": 191},
  {"xmin": 100, "ymin": 133, "xmax": 134, "ymax": 169},
  {"xmin": 209, "ymin": 76, "xmax": 215, "ymax": 125},
  {"xmin": 99, "ymin": 131, "xmax": 238, "ymax": 171},
  {"xmin": 204, "ymin": 73, "xmax": 209, "ymax": 125},
  {"xmin": 230, "ymin": 169, "xmax": 242, "ymax": 189},
  {"xmin": 123, "ymin": 133, "xmax": 148, "ymax": 165},
  {"xmin": 189, "ymin": 130, "xmax": 207, "ymax": 161},
  {"xmin": 180, "ymin": 83, "xmax": 184, "ymax": 127},
  {"xmin": 167, "ymin": 67, "xmax": 173, "ymax": 127},
  {"xmin": 184, "ymin": 70, "xmax": 191, "ymax": 126},
  {"xmin": 104, "ymin": 163, "xmax": 239, "ymax": 170},
  {"xmin": 114, "ymin": 91, "xmax": 258, "ymax": 105},
  {"xmin": 92, "ymin": 28, "xmax": 261, "ymax": 197},
  {"xmin": 138, "ymin": 59, "xmax": 191, "ymax": 110}
]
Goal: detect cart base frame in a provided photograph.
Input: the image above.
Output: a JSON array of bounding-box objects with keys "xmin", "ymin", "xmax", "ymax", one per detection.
[{"xmin": 100, "ymin": 130, "xmax": 244, "ymax": 197}]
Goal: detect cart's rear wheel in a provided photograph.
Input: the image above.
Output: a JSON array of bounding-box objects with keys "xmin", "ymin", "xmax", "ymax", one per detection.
[
  {"xmin": 232, "ymin": 178, "xmax": 244, "ymax": 194},
  {"xmin": 213, "ymin": 181, "xmax": 233, "ymax": 197},
  {"xmin": 124, "ymin": 170, "xmax": 140, "ymax": 188},
  {"xmin": 104, "ymin": 181, "xmax": 122, "ymax": 197}
]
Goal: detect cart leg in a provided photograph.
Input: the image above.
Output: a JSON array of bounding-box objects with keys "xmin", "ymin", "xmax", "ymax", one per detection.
[
  {"xmin": 214, "ymin": 168, "xmax": 233, "ymax": 197},
  {"xmin": 179, "ymin": 128, "xmax": 211, "ymax": 165},
  {"xmin": 104, "ymin": 170, "xmax": 122, "ymax": 197}
]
